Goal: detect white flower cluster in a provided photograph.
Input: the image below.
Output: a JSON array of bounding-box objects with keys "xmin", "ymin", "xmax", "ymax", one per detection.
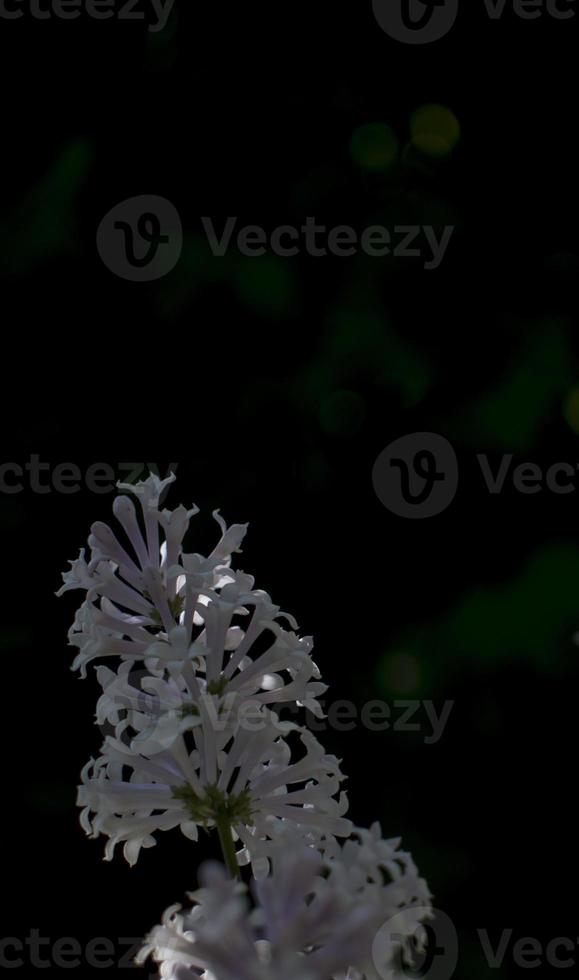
[
  {"xmin": 58, "ymin": 474, "xmax": 432, "ymax": 980},
  {"xmin": 137, "ymin": 824, "xmax": 431, "ymax": 980}
]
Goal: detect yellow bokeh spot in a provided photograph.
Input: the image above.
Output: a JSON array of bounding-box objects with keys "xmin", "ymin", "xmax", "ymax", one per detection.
[
  {"xmin": 349, "ymin": 123, "xmax": 398, "ymax": 172},
  {"xmin": 564, "ymin": 387, "xmax": 579, "ymax": 434},
  {"xmin": 410, "ymin": 104, "xmax": 460, "ymax": 157}
]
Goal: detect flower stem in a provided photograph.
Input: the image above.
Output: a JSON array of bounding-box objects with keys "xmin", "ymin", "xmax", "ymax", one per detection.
[{"xmin": 215, "ymin": 816, "xmax": 240, "ymax": 879}]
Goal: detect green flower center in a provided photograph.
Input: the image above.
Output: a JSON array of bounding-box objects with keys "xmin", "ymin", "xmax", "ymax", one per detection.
[
  {"xmin": 145, "ymin": 593, "xmax": 185, "ymax": 627},
  {"xmin": 207, "ymin": 676, "xmax": 228, "ymax": 696},
  {"xmin": 179, "ymin": 703, "xmax": 200, "ymax": 718},
  {"xmin": 172, "ymin": 783, "xmax": 254, "ymax": 826}
]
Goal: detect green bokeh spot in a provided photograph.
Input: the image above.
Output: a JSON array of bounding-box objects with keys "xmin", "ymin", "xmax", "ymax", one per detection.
[
  {"xmin": 234, "ymin": 254, "xmax": 299, "ymax": 317},
  {"xmin": 320, "ymin": 389, "xmax": 366, "ymax": 435},
  {"xmin": 350, "ymin": 123, "xmax": 399, "ymax": 172}
]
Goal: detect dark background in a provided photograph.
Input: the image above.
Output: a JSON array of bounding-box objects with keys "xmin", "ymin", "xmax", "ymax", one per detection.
[{"xmin": 1, "ymin": 1, "xmax": 579, "ymax": 977}]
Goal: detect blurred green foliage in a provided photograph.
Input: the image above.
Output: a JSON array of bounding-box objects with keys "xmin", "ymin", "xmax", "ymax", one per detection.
[
  {"xmin": 0, "ymin": 141, "xmax": 91, "ymax": 274},
  {"xmin": 449, "ymin": 325, "xmax": 574, "ymax": 451},
  {"xmin": 378, "ymin": 546, "xmax": 579, "ymax": 699}
]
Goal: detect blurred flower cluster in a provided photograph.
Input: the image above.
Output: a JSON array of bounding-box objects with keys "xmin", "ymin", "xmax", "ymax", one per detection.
[{"xmin": 58, "ymin": 474, "xmax": 431, "ymax": 980}]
